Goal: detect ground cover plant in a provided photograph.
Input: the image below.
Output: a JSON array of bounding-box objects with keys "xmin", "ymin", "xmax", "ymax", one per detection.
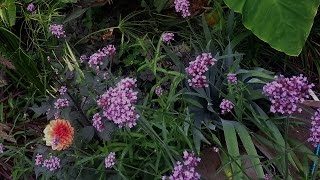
[{"xmin": 1, "ymin": 0, "xmax": 320, "ymax": 180}]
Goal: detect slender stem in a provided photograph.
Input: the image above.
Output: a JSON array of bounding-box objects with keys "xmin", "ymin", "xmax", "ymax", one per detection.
[
  {"xmin": 284, "ymin": 115, "xmax": 289, "ymax": 179},
  {"xmin": 311, "ymin": 145, "xmax": 320, "ymax": 176},
  {"xmin": 66, "ymin": 91, "xmax": 90, "ymax": 126}
]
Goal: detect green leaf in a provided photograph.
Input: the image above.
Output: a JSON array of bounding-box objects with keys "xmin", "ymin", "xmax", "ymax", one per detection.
[
  {"xmin": 80, "ymin": 126, "xmax": 94, "ymax": 142},
  {"xmin": 223, "ymin": 0, "xmax": 320, "ymax": 56},
  {"xmin": 234, "ymin": 123, "xmax": 264, "ymax": 178},
  {"xmin": 97, "ymin": 121, "xmax": 116, "ymax": 141},
  {"xmin": 154, "ymin": 0, "xmax": 168, "ymax": 12},
  {"xmin": 0, "ymin": 0, "xmax": 16, "ymax": 27},
  {"xmin": 63, "ymin": 8, "xmax": 88, "ymax": 24},
  {"xmin": 221, "ymin": 120, "xmax": 243, "ymax": 179}
]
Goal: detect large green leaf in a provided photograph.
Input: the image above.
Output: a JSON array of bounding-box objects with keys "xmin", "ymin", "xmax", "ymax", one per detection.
[{"xmin": 223, "ymin": 0, "xmax": 320, "ymax": 56}]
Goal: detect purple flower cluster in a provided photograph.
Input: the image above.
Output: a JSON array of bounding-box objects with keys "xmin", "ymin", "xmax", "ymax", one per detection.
[
  {"xmin": 88, "ymin": 45, "xmax": 116, "ymax": 69},
  {"xmin": 264, "ymin": 173, "xmax": 273, "ymax": 180},
  {"xmin": 105, "ymin": 152, "xmax": 116, "ymax": 168},
  {"xmin": 97, "ymin": 78, "xmax": 139, "ymax": 128},
  {"xmin": 54, "ymin": 98, "xmax": 70, "ymax": 109},
  {"xmin": 35, "ymin": 154, "xmax": 61, "ymax": 171},
  {"xmin": 102, "ymin": 45, "xmax": 116, "ymax": 56},
  {"xmin": 263, "ymin": 74, "xmax": 314, "ymax": 114},
  {"xmin": 0, "ymin": 143, "xmax": 3, "ymax": 153},
  {"xmin": 227, "ymin": 73, "xmax": 237, "ymax": 84},
  {"xmin": 163, "ymin": 151, "xmax": 201, "ymax": 180},
  {"xmin": 58, "ymin": 86, "xmax": 67, "ymax": 95},
  {"xmin": 162, "ymin": 32, "xmax": 174, "ymax": 44},
  {"xmin": 219, "ymin": 99, "xmax": 234, "ymax": 114},
  {"xmin": 42, "ymin": 155, "xmax": 61, "ymax": 171},
  {"xmin": 80, "ymin": 55, "xmax": 87, "ymax": 63},
  {"xmin": 92, "ymin": 113, "xmax": 105, "ymax": 132},
  {"xmin": 155, "ymin": 86, "xmax": 164, "ymax": 96},
  {"xmin": 186, "ymin": 53, "xmax": 217, "ymax": 88},
  {"xmin": 35, "ymin": 153, "xmax": 44, "ymax": 166},
  {"xmin": 27, "ymin": 3, "xmax": 36, "ymax": 13},
  {"xmin": 308, "ymin": 109, "xmax": 320, "ymax": 147},
  {"xmin": 49, "ymin": 24, "xmax": 66, "ymax": 39},
  {"xmin": 174, "ymin": 0, "xmax": 191, "ymax": 18}
]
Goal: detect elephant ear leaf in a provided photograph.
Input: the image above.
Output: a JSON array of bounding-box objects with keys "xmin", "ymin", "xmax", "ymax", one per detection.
[{"xmin": 223, "ymin": 0, "xmax": 320, "ymax": 56}]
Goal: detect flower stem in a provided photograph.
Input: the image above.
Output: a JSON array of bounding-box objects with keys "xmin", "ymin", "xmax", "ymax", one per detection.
[{"xmin": 284, "ymin": 115, "xmax": 289, "ymax": 179}]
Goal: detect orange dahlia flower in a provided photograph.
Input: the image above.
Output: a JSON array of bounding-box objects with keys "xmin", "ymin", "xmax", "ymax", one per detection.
[{"xmin": 43, "ymin": 119, "xmax": 74, "ymax": 151}]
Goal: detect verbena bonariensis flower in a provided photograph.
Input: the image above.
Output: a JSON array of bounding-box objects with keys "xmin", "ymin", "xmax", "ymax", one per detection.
[
  {"xmin": 35, "ymin": 153, "xmax": 44, "ymax": 166},
  {"xmin": 161, "ymin": 32, "xmax": 174, "ymax": 44},
  {"xmin": 163, "ymin": 151, "xmax": 201, "ymax": 180},
  {"xmin": 117, "ymin": 77, "xmax": 137, "ymax": 89},
  {"xmin": 58, "ymin": 86, "xmax": 67, "ymax": 95},
  {"xmin": 174, "ymin": 0, "xmax": 191, "ymax": 18},
  {"xmin": 27, "ymin": 3, "xmax": 36, "ymax": 13},
  {"xmin": 42, "ymin": 155, "xmax": 61, "ymax": 171},
  {"xmin": 105, "ymin": 152, "xmax": 116, "ymax": 168},
  {"xmin": 220, "ymin": 99, "xmax": 234, "ymax": 114},
  {"xmin": 227, "ymin": 73, "xmax": 237, "ymax": 84},
  {"xmin": 49, "ymin": 24, "xmax": 66, "ymax": 39},
  {"xmin": 88, "ymin": 45, "xmax": 116, "ymax": 69},
  {"xmin": 80, "ymin": 55, "xmax": 87, "ymax": 63},
  {"xmin": 0, "ymin": 143, "xmax": 3, "ymax": 153},
  {"xmin": 308, "ymin": 109, "xmax": 320, "ymax": 147},
  {"xmin": 264, "ymin": 173, "xmax": 273, "ymax": 180},
  {"xmin": 186, "ymin": 53, "xmax": 217, "ymax": 88},
  {"xmin": 92, "ymin": 113, "xmax": 105, "ymax": 132},
  {"xmin": 102, "ymin": 45, "xmax": 116, "ymax": 56},
  {"xmin": 263, "ymin": 74, "xmax": 314, "ymax": 114},
  {"xmin": 54, "ymin": 98, "xmax": 69, "ymax": 109},
  {"xmin": 97, "ymin": 78, "xmax": 139, "ymax": 128},
  {"xmin": 43, "ymin": 119, "xmax": 74, "ymax": 151},
  {"xmin": 155, "ymin": 86, "xmax": 163, "ymax": 96}
]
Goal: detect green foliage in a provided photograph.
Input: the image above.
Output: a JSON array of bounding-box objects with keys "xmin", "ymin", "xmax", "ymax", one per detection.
[
  {"xmin": 0, "ymin": 0, "xmax": 16, "ymax": 27},
  {"xmin": 223, "ymin": 0, "xmax": 320, "ymax": 56},
  {"xmin": 1, "ymin": 0, "xmax": 320, "ymax": 179}
]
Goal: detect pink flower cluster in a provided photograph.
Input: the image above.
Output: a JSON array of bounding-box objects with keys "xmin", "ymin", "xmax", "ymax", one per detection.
[
  {"xmin": 27, "ymin": 3, "xmax": 36, "ymax": 13},
  {"xmin": 308, "ymin": 109, "xmax": 320, "ymax": 147},
  {"xmin": 54, "ymin": 98, "xmax": 70, "ymax": 109},
  {"xmin": 88, "ymin": 45, "xmax": 116, "ymax": 69},
  {"xmin": 49, "ymin": 24, "xmax": 66, "ymax": 39},
  {"xmin": 97, "ymin": 78, "xmax": 139, "ymax": 128},
  {"xmin": 227, "ymin": 73, "xmax": 237, "ymax": 84},
  {"xmin": 163, "ymin": 151, "xmax": 201, "ymax": 180},
  {"xmin": 92, "ymin": 113, "xmax": 105, "ymax": 132},
  {"xmin": 80, "ymin": 55, "xmax": 87, "ymax": 63},
  {"xmin": 174, "ymin": 0, "xmax": 191, "ymax": 18},
  {"xmin": 35, "ymin": 154, "xmax": 61, "ymax": 172},
  {"xmin": 105, "ymin": 152, "xmax": 116, "ymax": 168},
  {"xmin": 264, "ymin": 173, "xmax": 273, "ymax": 180},
  {"xmin": 219, "ymin": 99, "xmax": 234, "ymax": 114},
  {"xmin": 162, "ymin": 32, "xmax": 174, "ymax": 44},
  {"xmin": 186, "ymin": 53, "xmax": 217, "ymax": 88},
  {"xmin": 58, "ymin": 86, "xmax": 67, "ymax": 95},
  {"xmin": 263, "ymin": 74, "xmax": 314, "ymax": 114},
  {"xmin": 155, "ymin": 86, "xmax": 164, "ymax": 96},
  {"xmin": 35, "ymin": 153, "xmax": 44, "ymax": 166}
]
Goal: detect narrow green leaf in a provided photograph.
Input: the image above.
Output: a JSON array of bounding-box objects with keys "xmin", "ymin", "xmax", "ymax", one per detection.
[
  {"xmin": 222, "ymin": 120, "xmax": 243, "ymax": 179},
  {"xmin": 234, "ymin": 123, "xmax": 264, "ymax": 178}
]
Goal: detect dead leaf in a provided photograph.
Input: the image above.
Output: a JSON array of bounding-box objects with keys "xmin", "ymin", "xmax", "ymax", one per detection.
[
  {"xmin": 0, "ymin": 56, "xmax": 15, "ymax": 70},
  {"xmin": 0, "ymin": 123, "xmax": 16, "ymax": 143},
  {"xmin": 300, "ymin": 100, "xmax": 320, "ymax": 108}
]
